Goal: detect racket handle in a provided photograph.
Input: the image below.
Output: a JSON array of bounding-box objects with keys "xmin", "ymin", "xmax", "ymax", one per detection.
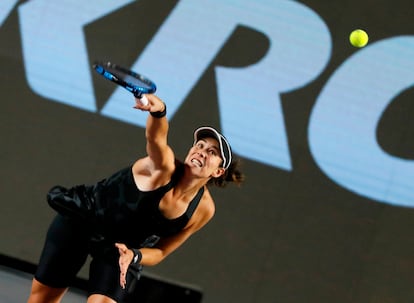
[
  {"xmin": 133, "ymin": 91, "xmax": 148, "ymax": 106},
  {"xmin": 139, "ymin": 94, "xmax": 149, "ymax": 106}
]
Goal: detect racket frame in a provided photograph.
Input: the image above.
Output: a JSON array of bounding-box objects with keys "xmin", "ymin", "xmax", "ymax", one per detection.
[{"xmin": 93, "ymin": 61, "xmax": 156, "ymax": 98}]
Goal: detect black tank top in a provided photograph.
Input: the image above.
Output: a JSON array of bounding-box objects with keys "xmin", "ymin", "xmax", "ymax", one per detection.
[{"xmin": 93, "ymin": 163, "xmax": 204, "ymax": 247}]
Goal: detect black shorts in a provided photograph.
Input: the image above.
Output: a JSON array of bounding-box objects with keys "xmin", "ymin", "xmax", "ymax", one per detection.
[{"xmin": 35, "ymin": 215, "xmax": 140, "ymax": 301}]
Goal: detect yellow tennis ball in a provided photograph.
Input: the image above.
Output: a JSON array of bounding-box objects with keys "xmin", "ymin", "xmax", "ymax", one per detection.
[{"xmin": 349, "ymin": 29, "xmax": 369, "ymax": 48}]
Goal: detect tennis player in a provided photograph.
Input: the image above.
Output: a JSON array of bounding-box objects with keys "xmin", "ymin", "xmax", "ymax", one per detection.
[{"xmin": 27, "ymin": 94, "xmax": 244, "ymax": 303}]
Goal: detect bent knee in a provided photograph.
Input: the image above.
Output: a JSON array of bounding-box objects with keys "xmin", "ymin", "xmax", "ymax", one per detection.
[{"xmin": 27, "ymin": 278, "xmax": 67, "ymax": 303}]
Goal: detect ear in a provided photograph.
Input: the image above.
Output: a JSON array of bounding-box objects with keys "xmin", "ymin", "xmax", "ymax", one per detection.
[{"xmin": 211, "ymin": 167, "xmax": 226, "ymax": 178}]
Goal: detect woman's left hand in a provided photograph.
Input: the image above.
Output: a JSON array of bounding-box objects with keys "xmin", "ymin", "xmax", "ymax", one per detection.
[{"xmin": 115, "ymin": 243, "xmax": 134, "ymax": 289}]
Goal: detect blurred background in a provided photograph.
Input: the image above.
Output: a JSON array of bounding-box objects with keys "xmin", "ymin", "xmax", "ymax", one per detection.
[{"xmin": 1, "ymin": 0, "xmax": 414, "ymax": 302}]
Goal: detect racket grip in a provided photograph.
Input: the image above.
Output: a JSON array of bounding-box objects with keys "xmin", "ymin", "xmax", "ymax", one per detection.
[{"xmin": 139, "ymin": 94, "xmax": 149, "ymax": 106}]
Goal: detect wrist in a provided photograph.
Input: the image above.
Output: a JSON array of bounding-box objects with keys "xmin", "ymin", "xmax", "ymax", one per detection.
[
  {"xmin": 150, "ymin": 102, "xmax": 166, "ymax": 118},
  {"xmin": 130, "ymin": 248, "xmax": 142, "ymax": 264}
]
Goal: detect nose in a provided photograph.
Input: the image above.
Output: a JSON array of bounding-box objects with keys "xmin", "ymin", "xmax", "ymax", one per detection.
[
  {"xmin": 197, "ymin": 151, "xmax": 205, "ymax": 157},
  {"xmin": 197, "ymin": 149, "xmax": 207, "ymax": 158}
]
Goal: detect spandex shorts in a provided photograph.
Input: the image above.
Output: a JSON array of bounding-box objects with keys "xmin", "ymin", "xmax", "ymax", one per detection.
[{"xmin": 34, "ymin": 215, "xmax": 138, "ymax": 301}]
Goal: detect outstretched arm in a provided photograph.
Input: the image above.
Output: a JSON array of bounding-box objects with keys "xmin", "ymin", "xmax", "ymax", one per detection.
[
  {"xmin": 135, "ymin": 95, "xmax": 170, "ymax": 168},
  {"xmin": 133, "ymin": 94, "xmax": 175, "ymax": 188}
]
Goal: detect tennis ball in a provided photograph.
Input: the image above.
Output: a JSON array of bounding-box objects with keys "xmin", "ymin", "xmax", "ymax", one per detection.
[{"xmin": 349, "ymin": 29, "xmax": 369, "ymax": 48}]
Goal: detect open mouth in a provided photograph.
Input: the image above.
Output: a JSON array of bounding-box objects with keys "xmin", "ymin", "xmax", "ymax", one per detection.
[{"xmin": 191, "ymin": 158, "xmax": 203, "ymax": 167}]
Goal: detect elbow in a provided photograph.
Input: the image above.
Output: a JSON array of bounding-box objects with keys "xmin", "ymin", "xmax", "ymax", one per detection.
[
  {"xmin": 141, "ymin": 250, "xmax": 168, "ymax": 267},
  {"xmin": 146, "ymin": 259, "xmax": 163, "ymax": 267}
]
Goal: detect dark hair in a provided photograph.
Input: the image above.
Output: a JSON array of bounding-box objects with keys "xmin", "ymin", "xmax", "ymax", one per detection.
[{"xmin": 208, "ymin": 157, "xmax": 244, "ymax": 188}]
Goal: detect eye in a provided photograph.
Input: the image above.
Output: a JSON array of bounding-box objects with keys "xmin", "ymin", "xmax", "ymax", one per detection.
[
  {"xmin": 208, "ymin": 149, "xmax": 217, "ymax": 156},
  {"xmin": 196, "ymin": 142, "xmax": 204, "ymax": 149}
]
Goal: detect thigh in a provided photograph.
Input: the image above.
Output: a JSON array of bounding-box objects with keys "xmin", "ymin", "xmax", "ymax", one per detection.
[{"xmin": 35, "ymin": 215, "xmax": 90, "ymax": 288}]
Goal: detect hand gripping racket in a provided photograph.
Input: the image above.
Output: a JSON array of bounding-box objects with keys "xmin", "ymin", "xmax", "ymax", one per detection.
[{"xmin": 93, "ymin": 61, "xmax": 156, "ymax": 105}]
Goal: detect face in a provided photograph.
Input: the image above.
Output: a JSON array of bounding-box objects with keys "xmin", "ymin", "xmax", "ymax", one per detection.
[{"xmin": 185, "ymin": 137, "xmax": 226, "ymax": 178}]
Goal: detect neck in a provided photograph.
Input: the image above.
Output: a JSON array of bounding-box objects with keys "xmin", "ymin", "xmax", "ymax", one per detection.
[{"xmin": 173, "ymin": 165, "xmax": 208, "ymax": 197}]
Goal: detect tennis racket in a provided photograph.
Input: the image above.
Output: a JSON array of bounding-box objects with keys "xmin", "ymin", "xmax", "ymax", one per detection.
[{"xmin": 93, "ymin": 61, "xmax": 157, "ymax": 105}]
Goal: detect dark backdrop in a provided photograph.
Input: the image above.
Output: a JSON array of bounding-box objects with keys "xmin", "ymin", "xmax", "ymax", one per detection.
[{"xmin": 1, "ymin": 1, "xmax": 414, "ymax": 303}]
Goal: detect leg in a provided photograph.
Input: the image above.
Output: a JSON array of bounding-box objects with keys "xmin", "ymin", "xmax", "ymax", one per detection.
[
  {"xmin": 87, "ymin": 294, "xmax": 117, "ymax": 303},
  {"xmin": 31, "ymin": 215, "xmax": 89, "ymax": 300},
  {"xmin": 27, "ymin": 278, "xmax": 67, "ymax": 303}
]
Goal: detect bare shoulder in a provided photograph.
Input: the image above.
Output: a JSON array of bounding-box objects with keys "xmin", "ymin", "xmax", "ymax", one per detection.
[
  {"xmin": 189, "ymin": 188, "xmax": 216, "ymax": 231},
  {"xmin": 201, "ymin": 188, "xmax": 216, "ymax": 218},
  {"xmin": 131, "ymin": 157, "xmax": 175, "ymax": 190},
  {"xmin": 132, "ymin": 156, "xmax": 152, "ymax": 175}
]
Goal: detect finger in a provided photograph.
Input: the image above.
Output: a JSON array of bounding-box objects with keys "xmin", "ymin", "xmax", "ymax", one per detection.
[
  {"xmin": 120, "ymin": 274, "xmax": 125, "ymax": 289},
  {"xmin": 115, "ymin": 243, "xmax": 123, "ymax": 249},
  {"xmin": 115, "ymin": 243, "xmax": 128, "ymax": 254},
  {"xmin": 120, "ymin": 270, "xmax": 127, "ymax": 289},
  {"xmin": 133, "ymin": 101, "xmax": 151, "ymax": 110}
]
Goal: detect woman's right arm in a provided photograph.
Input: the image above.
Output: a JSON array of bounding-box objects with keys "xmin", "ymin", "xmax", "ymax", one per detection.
[
  {"xmin": 141, "ymin": 94, "xmax": 172, "ymax": 170},
  {"xmin": 132, "ymin": 95, "xmax": 175, "ymax": 186}
]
